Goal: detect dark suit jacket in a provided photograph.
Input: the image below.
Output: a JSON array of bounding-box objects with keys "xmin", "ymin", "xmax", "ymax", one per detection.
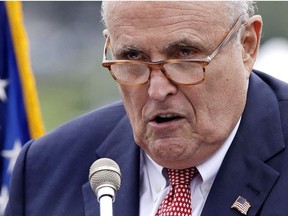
[{"xmin": 5, "ymin": 70, "xmax": 288, "ymax": 216}]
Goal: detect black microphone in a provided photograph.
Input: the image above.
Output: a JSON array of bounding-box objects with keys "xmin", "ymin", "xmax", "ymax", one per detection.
[{"xmin": 89, "ymin": 158, "xmax": 121, "ymax": 216}]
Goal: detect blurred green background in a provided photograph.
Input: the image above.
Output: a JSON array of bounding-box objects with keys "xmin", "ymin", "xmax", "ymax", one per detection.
[{"xmin": 22, "ymin": 2, "xmax": 288, "ymax": 132}]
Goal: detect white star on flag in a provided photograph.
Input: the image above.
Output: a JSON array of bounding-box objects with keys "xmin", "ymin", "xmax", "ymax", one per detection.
[
  {"xmin": 0, "ymin": 79, "xmax": 8, "ymax": 102},
  {"xmin": 1, "ymin": 139, "xmax": 22, "ymax": 173},
  {"xmin": 0, "ymin": 186, "xmax": 8, "ymax": 215}
]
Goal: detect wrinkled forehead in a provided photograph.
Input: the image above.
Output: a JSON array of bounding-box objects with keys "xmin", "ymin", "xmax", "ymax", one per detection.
[
  {"xmin": 104, "ymin": 1, "xmax": 232, "ymax": 56},
  {"xmin": 105, "ymin": 1, "xmax": 229, "ymax": 30}
]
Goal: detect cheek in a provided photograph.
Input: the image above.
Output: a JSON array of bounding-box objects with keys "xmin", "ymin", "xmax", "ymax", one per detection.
[
  {"xmin": 206, "ymin": 50, "xmax": 248, "ymax": 95},
  {"xmin": 189, "ymin": 56, "xmax": 247, "ymax": 126},
  {"xmin": 206, "ymin": 67, "xmax": 246, "ymax": 109},
  {"xmin": 119, "ymin": 85, "xmax": 147, "ymax": 130}
]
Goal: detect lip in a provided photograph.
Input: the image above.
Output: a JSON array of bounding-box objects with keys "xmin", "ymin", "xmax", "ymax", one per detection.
[
  {"xmin": 148, "ymin": 118, "xmax": 186, "ymax": 133},
  {"xmin": 147, "ymin": 111, "xmax": 186, "ymax": 130},
  {"xmin": 148, "ymin": 111, "xmax": 184, "ymax": 122}
]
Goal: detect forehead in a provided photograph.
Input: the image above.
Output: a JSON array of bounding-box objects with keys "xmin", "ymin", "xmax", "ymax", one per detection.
[
  {"xmin": 105, "ymin": 2, "xmax": 229, "ymax": 53},
  {"xmin": 106, "ymin": 1, "xmax": 228, "ymax": 30}
]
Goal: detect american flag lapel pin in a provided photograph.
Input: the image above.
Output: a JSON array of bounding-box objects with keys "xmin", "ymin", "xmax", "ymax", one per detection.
[{"xmin": 231, "ymin": 196, "xmax": 251, "ymax": 215}]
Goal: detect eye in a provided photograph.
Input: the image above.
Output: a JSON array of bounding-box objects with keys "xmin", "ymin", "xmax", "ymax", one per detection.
[
  {"xmin": 169, "ymin": 45, "xmax": 199, "ymax": 59},
  {"xmin": 118, "ymin": 48, "xmax": 147, "ymax": 61},
  {"xmin": 126, "ymin": 50, "xmax": 142, "ymax": 60},
  {"xmin": 177, "ymin": 47, "xmax": 195, "ymax": 58}
]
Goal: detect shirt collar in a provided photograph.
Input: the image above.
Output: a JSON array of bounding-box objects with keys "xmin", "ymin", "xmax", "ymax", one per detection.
[
  {"xmin": 143, "ymin": 118, "xmax": 241, "ymax": 201},
  {"xmin": 143, "ymin": 152, "xmax": 166, "ymax": 201},
  {"xmin": 196, "ymin": 118, "xmax": 241, "ymax": 184}
]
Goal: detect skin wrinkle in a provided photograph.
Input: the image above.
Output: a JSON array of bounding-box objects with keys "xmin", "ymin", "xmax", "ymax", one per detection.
[
  {"xmin": 107, "ymin": 2, "xmax": 222, "ymax": 33},
  {"xmin": 110, "ymin": 16, "xmax": 217, "ymax": 33},
  {"xmin": 104, "ymin": 2, "xmax": 260, "ymax": 169},
  {"xmin": 202, "ymin": 45, "xmax": 246, "ymax": 131},
  {"xmin": 113, "ymin": 34, "xmax": 211, "ymax": 61},
  {"xmin": 163, "ymin": 29, "xmax": 211, "ymax": 51},
  {"xmin": 101, "ymin": 1, "xmax": 252, "ymax": 28},
  {"xmin": 106, "ymin": 1, "xmax": 231, "ymax": 28},
  {"xmin": 108, "ymin": 10, "xmax": 229, "ymax": 61},
  {"xmin": 110, "ymin": 26, "xmax": 216, "ymax": 62},
  {"xmin": 108, "ymin": 8, "xmax": 243, "ymax": 53}
]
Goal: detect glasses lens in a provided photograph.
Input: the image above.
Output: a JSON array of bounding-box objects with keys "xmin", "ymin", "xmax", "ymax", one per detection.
[
  {"xmin": 111, "ymin": 63, "xmax": 150, "ymax": 84},
  {"xmin": 164, "ymin": 62, "xmax": 204, "ymax": 84}
]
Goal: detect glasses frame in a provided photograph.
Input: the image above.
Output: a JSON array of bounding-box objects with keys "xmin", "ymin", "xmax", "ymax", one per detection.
[{"xmin": 102, "ymin": 14, "xmax": 247, "ymax": 86}]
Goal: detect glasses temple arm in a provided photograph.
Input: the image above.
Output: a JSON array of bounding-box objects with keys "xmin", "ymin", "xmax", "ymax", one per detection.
[
  {"xmin": 208, "ymin": 14, "xmax": 246, "ymax": 61},
  {"xmin": 103, "ymin": 36, "xmax": 110, "ymax": 62}
]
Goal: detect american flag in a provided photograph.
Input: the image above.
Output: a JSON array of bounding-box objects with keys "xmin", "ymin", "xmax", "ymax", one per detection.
[
  {"xmin": 0, "ymin": 2, "xmax": 45, "ymax": 215},
  {"xmin": 231, "ymin": 196, "xmax": 251, "ymax": 215}
]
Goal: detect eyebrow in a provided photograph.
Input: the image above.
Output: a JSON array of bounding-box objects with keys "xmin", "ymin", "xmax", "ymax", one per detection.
[
  {"xmin": 113, "ymin": 45, "xmax": 146, "ymax": 58},
  {"xmin": 164, "ymin": 38, "xmax": 207, "ymax": 54},
  {"xmin": 112, "ymin": 38, "xmax": 209, "ymax": 59}
]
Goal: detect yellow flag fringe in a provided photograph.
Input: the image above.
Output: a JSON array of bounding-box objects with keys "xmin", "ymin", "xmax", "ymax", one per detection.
[{"xmin": 5, "ymin": 2, "xmax": 45, "ymax": 138}]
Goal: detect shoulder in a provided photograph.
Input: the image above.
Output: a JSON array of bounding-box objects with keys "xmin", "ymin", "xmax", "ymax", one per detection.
[
  {"xmin": 25, "ymin": 101, "xmax": 129, "ymax": 161},
  {"xmin": 7, "ymin": 102, "xmax": 130, "ymax": 215},
  {"xmin": 44, "ymin": 100, "xmax": 126, "ymax": 138},
  {"xmin": 252, "ymin": 70, "xmax": 288, "ymax": 143},
  {"xmin": 253, "ymin": 70, "xmax": 288, "ymax": 102}
]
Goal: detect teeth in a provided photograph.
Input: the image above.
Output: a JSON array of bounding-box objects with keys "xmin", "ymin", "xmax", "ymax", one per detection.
[
  {"xmin": 155, "ymin": 114, "xmax": 180, "ymax": 123},
  {"xmin": 159, "ymin": 114, "xmax": 177, "ymax": 118}
]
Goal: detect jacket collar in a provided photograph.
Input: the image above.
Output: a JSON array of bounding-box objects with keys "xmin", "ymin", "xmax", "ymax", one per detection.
[
  {"xmin": 201, "ymin": 72, "xmax": 285, "ymax": 215},
  {"xmin": 82, "ymin": 115, "xmax": 140, "ymax": 216},
  {"xmin": 82, "ymin": 71, "xmax": 285, "ymax": 216}
]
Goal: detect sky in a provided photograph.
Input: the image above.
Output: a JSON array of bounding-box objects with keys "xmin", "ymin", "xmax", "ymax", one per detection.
[{"xmin": 255, "ymin": 37, "xmax": 288, "ymax": 83}]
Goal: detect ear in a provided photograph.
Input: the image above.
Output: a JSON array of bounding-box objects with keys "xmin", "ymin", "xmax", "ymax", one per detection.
[
  {"xmin": 103, "ymin": 29, "xmax": 109, "ymax": 38},
  {"xmin": 241, "ymin": 15, "xmax": 263, "ymax": 71}
]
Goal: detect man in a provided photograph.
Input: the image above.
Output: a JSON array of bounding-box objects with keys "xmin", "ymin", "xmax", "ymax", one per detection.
[{"xmin": 5, "ymin": 1, "xmax": 288, "ymax": 216}]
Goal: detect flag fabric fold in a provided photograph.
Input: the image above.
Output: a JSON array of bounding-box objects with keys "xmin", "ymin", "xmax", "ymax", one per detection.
[{"xmin": 0, "ymin": 2, "xmax": 45, "ymax": 214}]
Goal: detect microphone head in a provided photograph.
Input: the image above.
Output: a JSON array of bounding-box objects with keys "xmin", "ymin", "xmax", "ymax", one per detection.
[{"xmin": 89, "ymin": 158, "xmax": 121, "ymax": 194}]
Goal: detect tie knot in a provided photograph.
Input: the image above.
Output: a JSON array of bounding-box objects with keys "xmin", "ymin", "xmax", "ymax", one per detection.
[{"xmin": 167, "ymin": 167, "xmax": 196, "ymax": 186}]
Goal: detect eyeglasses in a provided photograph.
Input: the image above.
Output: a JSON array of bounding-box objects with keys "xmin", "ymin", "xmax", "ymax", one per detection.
[{"xmin": 102, "ymin": 14, "xmax": 247, "ymax": 86}]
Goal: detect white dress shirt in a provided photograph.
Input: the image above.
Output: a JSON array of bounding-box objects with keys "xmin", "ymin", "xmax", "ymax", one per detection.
[{"xmin": 139, "ymin": 119, "xmax": 241, "ymax": 216}]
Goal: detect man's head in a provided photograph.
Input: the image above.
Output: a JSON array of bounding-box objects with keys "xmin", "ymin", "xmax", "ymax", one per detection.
[{"xmin": 101, "ymin": 1, "xmax": 262, "ymax": 169}]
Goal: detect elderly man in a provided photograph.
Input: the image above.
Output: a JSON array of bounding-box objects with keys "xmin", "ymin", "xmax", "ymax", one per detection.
[{"xmin": 5, "ymin": 1, "xmax": 288, "ymax": 216}]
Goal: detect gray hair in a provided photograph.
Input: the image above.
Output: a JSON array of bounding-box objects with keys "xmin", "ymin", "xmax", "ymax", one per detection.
[
  {"xmin": 224, "ymin": 1, "xmax": 257, "ymax": 26},
  {"xmin": 101, "ymin": 1, "xmax": 257, "ymax": 29}
]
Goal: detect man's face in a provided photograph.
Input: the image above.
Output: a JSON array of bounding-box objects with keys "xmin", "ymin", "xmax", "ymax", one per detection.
[{"xmin": 106, "ymin": 2, "xmax": 251, "ymax": 169}]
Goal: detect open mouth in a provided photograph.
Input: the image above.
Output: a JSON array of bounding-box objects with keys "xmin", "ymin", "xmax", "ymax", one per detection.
[{"xmin": 154, "ymin": 114, "xmax": 182, "ymax": 124}]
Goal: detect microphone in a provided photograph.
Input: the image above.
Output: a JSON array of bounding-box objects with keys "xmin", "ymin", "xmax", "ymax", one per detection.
[{"xmin": 89, "ymin": 158, "xmax": 121, "ymax": 216}]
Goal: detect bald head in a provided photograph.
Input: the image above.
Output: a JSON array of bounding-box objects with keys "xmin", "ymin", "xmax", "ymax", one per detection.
[
  {"xmin": 101, "ymin": 1, "xmax": 256, "ymax": 29},
  {"xmin": 100, "ymin": 0, "xmax": 262, "ymax": 169}
]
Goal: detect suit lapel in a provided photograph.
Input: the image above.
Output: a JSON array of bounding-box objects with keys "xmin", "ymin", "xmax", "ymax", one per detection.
[
  {"xmin": 81, "ymin": 72, "xmax": 286, "ymax": 216},
  {"xmin": 82, "ymin": 115, "xmax": 140, "ymax": 216},
  {"xmin": 201, "ymin": 73, "xmax": 285, "ymax": 216}
]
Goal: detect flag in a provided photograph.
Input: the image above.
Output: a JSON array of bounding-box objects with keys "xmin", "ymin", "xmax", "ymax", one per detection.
[
  {"xmin": 0, "ymin": 2, "xmax": 45, "ymax": 214},
  {"xmin": 231, "ymin": 196, "xmax": 251, "ymax": 215}
]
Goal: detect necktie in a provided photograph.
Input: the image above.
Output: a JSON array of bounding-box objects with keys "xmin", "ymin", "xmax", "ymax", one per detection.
[{"xmin": 156, "ymin": 167, "xmax": 196, "ymax": 216}]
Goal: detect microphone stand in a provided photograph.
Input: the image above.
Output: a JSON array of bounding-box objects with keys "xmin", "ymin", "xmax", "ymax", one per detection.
[{"xmin": 97, "ymin": 186, "xmax": 116, "ymax": 216}]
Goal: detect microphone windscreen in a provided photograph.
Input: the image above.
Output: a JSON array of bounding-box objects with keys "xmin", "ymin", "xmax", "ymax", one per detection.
[{"xmin": 89, "ymin": 158, "xmax": 121, "ymax": 193}]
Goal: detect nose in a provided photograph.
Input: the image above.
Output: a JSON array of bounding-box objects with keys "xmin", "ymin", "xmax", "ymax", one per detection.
[{"xmin": 148, "ymin": 70, "xmax": 177, "ymax": 101}]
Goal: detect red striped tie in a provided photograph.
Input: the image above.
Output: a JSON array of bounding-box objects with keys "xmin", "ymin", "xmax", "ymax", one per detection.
[{"xmin": 156, "ymin": 167, "xmax": 196, "ymax": 216}]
